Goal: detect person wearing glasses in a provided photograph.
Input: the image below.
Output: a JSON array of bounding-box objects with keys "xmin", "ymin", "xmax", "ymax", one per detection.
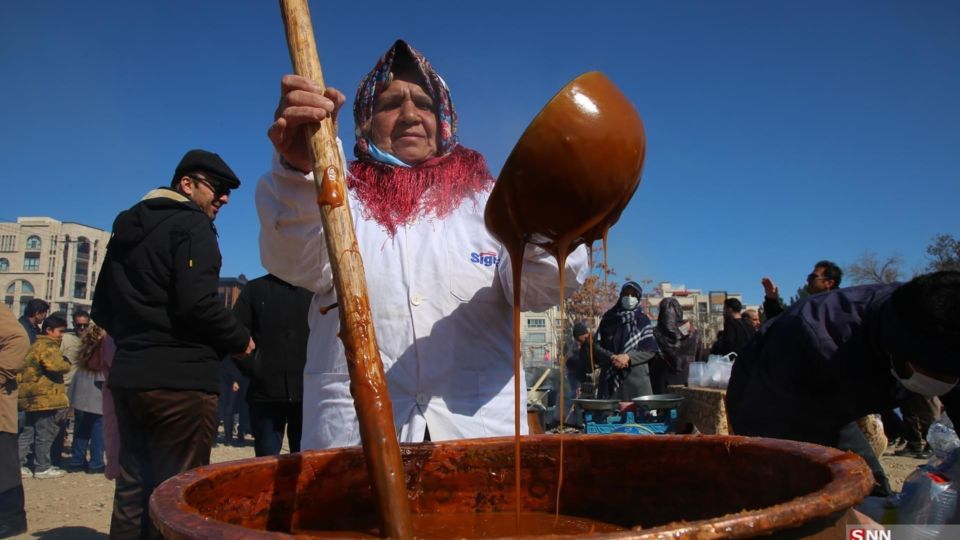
[
  {"xmin": 760, "ymin": 260, "xmax": 843, "ymax": 320},
  {"xmin": 59, "ymin": 310, "xmax": 91, "ymax": 373},
  {"xmin": 51, "ymin": 309, "xmax": 93, "ymax": 470},
  {"xmin": 92, "ymin": 149, "xmax": 255, "ymax": 539}
]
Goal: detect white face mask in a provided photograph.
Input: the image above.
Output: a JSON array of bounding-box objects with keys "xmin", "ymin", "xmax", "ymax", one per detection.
[
  {"xmin": 890, "ymin": 363, "xmax": 957, "ymax": 397},
  {"xmin": 621, "ymin": 296, "xmax": 639, "ymax": 310}
]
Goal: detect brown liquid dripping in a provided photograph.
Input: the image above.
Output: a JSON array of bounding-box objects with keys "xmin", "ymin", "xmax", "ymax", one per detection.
[
  {"xmin": 602, "ymin": 231, "xmax": 609, "ymax": 285},
  {"xmin": 292, "ymin": 511, "xmax": 625, "ymax": 538},
  {"xmin": 554, "ymin": 255, "xmax": 567, "ymax": 523},
  {"xmin": 316, "ymin": 164, "xmax": 345, "ymax": 208},
  {"xmin": 485, "ymin": 72, "xmax": 645, "ymax": 531},
  {"xmin": 511, "ymin": 253, "xmax": 524, "ymax": 528}
]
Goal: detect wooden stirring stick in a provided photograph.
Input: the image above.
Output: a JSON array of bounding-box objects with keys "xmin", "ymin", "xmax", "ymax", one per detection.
[{"xmin": 277, "ymin": 1, "xmax": 414, "ymax": 537}]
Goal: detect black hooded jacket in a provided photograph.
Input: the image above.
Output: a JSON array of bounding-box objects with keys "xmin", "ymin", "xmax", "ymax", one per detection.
[{"xmin": 92, "ymin": 188, "xmax": 250, "ymax": 393}]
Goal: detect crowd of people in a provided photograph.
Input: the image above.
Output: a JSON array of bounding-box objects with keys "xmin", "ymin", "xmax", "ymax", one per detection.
[
  {"xmin": 561, "ymin": 260, "xmax": 960, "ymax": 500},
  {"xmin": 1, "ymin": 36, "xmax": 958, "ymax": 539}
]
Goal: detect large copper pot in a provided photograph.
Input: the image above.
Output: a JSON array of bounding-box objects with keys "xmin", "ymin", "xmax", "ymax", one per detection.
[{"xmin": 151, "ymin": 434, "xmax": 872, "ymax": 538}]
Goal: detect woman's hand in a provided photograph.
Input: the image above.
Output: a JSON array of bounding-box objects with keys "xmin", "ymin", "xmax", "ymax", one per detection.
[
  {"xmin": 612, "ymin": 354, "xmax": 630, "ymax": 369},
  {"xmin": 267, "ymin": 74, "xmax": 347, "ymax": 173}
]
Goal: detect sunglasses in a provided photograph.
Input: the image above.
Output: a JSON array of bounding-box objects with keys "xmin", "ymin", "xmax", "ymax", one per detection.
[
  {"xmin": 807, "ymin": 273, "xmax": 825, "ymax": 282},
  {"xmin": 191, "ymin": 176, "xmax": 231, "ymax": 199},
  {"xmin": 75, "ymin": 323, "xmax": 89, "ymax": 330}
]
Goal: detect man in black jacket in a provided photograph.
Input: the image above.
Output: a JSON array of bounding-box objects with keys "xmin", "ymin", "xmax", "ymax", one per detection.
[
  {"xmin": 711, "ymin": 298, "xmax": 755, "ymax": 357},
  {"xmin": 232, "ymin": 274, "xmax": 311, "ymax": 456},
  {"xmin": 92, "ymin": 149, "xmax": 254, "ymax": 540},
  {"xmin": 728, "ymin": 271, "xmax": 960, "ymax": 497}
]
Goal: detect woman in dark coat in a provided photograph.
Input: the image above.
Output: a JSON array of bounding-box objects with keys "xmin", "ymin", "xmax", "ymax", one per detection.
[
  {"xmin": 652, "ymin": 297, "xmax": 701, "ymax": 394},
  {"xmin": 594, "ymin": 282, "xmax": 660, "ymax": 400}
]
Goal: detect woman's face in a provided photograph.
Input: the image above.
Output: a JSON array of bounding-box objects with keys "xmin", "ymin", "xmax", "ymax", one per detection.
[
  {"xmin": 369, "ymin": 72, "xmax": 438, "ymax": 164},
  {"xmin": 621, "ymin": 286, "xmax": 640, "ymax": 300}
]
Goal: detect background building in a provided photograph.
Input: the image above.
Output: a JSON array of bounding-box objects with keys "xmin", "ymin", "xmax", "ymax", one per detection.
[
  {"xmin": 519, "ymin": 306, "xmax": 563, "ymax": 370},
  {"xmin": 218, "ymin": 274, "xmax": 248, "ymax": 309},
  {"xmin": 1, "ymin": 217, "xmax": 111, "ymax": 319}
]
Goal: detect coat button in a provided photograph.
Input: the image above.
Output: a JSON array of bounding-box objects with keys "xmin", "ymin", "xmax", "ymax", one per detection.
[
  {"xmin": 416, "ymin": 393, "xmax": 429, "ymax": 406},
  {"xmin": 410, "ymin": 293, "xmax": 422, "ymax": 306}
]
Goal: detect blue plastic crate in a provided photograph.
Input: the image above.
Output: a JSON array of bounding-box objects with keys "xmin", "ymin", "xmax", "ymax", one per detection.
[{"xmin": 583, "ymin": 409, "xmax": 678, "ymax": 435}]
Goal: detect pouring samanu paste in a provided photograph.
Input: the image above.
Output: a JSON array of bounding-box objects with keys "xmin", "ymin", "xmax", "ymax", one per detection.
[{"xmin": 485, "ymin": 71, "xmax": 646, "ymax": 530}]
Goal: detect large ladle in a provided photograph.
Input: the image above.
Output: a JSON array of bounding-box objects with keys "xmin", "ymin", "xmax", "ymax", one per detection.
[
  {"xmin": 484, "ymin": 71, "xmax": 646, "ymax": 262},
  {"xmin": 484, "ymin": 71, "xmax": 646, "ymax": 515}
]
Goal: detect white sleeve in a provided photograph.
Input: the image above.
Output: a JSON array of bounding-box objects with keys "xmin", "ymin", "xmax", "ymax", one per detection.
[
  {"xmin": 498, "ymin": 242, "xmax": 590, "ymax": 311},
  {"xmin": 256, "ymin": 148, "xmax": 345, "ymax": 295}
]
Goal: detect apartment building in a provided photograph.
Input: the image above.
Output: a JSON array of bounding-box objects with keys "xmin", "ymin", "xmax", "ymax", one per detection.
[{"xmin": 0, "ymin": 217, "xmax": 112, "ymax": 319}]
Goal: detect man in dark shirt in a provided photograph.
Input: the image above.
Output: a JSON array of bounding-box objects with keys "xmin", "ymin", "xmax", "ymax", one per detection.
[
  {"xmin": 93, "ymin": 149, "xmax": 254, "ymax": 539},
  {"xmin": 728, "ymin": 271, "xmax": 960, "ymax": 496},
  {"xmin": 232, "ymin": 274, "xmax": 312, "ymax": 456},
  {"xmin": 711, "ymin": 298, "xmax": 755, "ymax": 357}
]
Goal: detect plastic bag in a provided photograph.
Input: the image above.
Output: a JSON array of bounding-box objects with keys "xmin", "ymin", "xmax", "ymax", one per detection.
[
  {"xmin": 687, "ymin": 362, "xmax": 706, "ymax": 387},
  {"xmin": 928, "ymin": 421, "xmax": 960, "ymax": 461},
  {"xmin": 894, "ymin": 469, "xmax": 957, "ymax": 532},
  {"xmin": 702, "ymin": 353, "xmax": 736, "ymax": 389},
  {"xmin": 863, "ymin": 421, "xmax": 960, "ymax": 531}
]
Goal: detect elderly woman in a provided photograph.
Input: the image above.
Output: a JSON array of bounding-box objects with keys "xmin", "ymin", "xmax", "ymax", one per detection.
[
  {"xmin": 651, "ymin": 297, "xmax": 701, "ymax": 394},
  {"xmin": 594, "ymin": 281, "xmax": 660, "ymax": 400},
  {"xmin": 258, "ymin": 40, "xmax": 588, "ymax": 449}
]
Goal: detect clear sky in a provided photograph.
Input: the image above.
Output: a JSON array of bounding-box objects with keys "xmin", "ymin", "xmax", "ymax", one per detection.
[{"xmin": 2, "ymin": 1, "xmax": 957, "ymax": 305}]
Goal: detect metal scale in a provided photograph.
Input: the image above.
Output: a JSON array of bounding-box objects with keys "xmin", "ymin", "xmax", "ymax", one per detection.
[{"xmin": 574, "ymin": 394, "xmax": 684, "ymax": 435}]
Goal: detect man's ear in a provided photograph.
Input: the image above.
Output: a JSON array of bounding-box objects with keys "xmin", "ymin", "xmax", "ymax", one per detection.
[{"xmin": 176, "ymin": 176, "xmax": 195, "ymax": 196}]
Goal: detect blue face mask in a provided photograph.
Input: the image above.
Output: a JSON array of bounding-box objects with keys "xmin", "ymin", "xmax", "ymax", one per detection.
[{"xmin": 367, "ymin": 140, "xmax": 411, "ymax": 168}]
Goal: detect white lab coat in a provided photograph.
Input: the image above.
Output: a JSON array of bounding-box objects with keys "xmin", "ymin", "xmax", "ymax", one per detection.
[{"xmin": 257, "ymin": 153, "xmax": 589, "ymax": 449}]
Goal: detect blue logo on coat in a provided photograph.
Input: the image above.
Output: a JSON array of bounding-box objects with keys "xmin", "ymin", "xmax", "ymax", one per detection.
[{"xmin": 471, "ymin": 251, "xmax": 500, "ymax": 267}]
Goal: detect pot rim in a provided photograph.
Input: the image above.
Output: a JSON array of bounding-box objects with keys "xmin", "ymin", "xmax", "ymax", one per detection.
[{"xmin": 150, "ymin": 434, "xmax": 872, "ymax": 540}]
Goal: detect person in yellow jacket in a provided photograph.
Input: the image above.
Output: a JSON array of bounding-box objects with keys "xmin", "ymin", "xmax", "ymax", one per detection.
[{"xmin": 17, "ymin": 315, "xmax": 70, "ymax": 479}]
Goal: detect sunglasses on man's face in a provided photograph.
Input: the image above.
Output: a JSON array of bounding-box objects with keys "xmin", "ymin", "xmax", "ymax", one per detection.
[
  {"xmin": 75, "ymin": 323, "xmax": 89, "ymax": 330},
  {"xmin": 807, "ymin": 273, "xmax": 826, "ymax": 282},
  {"xmin": 191, "ymin": 176, "xmax": 231, "ymax": 199}
]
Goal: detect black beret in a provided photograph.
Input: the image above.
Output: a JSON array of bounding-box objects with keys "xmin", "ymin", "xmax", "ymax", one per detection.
[{"xmin": 172, "ymin": 149, "xmax": 241, "ymax": 189}]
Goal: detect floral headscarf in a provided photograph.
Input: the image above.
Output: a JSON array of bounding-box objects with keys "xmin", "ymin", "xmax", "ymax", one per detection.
[
  {"xmin": 346, "ymin": 39, "xmax": 492, "ymax": 236},
  {"xmin": 353, "ymin": 39, "xmax": 458, "ymax": 160}
]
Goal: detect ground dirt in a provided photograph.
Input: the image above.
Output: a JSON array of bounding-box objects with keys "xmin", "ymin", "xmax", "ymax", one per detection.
[{"xmin": 14, "ymin": 440, "xmax": 927, "ymax": 539}]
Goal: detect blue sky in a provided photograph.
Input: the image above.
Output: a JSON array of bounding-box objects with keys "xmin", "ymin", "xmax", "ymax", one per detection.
[{"xmin": 2, "ymin": 1, "xmax": 957, "ymax": 305}]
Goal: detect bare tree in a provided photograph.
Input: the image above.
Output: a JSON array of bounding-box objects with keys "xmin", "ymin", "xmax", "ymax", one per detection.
[
  {"xmin": 845, "ymin": 251, "xmax": 904, "ymax": 285},
  {"xmin": 926, "ymin": 233, "xmax": 960, "ymax": 272},
  {"xmin": 565, "ymin": 273, "xmax": 619, "ymax": 327}
]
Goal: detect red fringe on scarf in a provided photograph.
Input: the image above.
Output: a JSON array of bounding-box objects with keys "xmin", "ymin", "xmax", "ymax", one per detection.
[{"xmin": 348, "ymin": 146, "xmax": 494, "ymax": 236}]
